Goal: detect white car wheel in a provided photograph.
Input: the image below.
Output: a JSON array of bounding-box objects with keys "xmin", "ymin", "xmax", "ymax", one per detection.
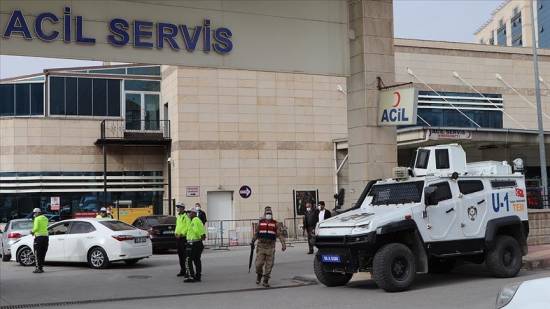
[
  {"xmin": 88, "ymin": 247, "xmax": 109, "ymax": 269},
  {"xmin": 17, "ymin": 247, "xmax": 35, "ymax": 266}
]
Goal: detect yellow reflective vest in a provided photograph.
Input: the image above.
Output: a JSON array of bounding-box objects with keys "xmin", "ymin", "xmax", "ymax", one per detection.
[
  {"xmin": 175, "ymin": 213, "xmax": 191, "ymax": 237},
  {"xmin": 32, "ymin": 215, "xmax": 49, "ymax": 236}
]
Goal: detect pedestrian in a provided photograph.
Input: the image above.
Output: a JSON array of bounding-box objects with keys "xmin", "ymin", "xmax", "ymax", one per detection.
[
  {"xmin": 106, "ymin": 207, "xmax": 114, "ymax": 219},
  {"xmin": 195, "ymin": 202, "xmax": 207, "ymax": 224},
  {"xmin": 317, "ymin": 201, "xmax": 331, "ymax": 223},
  {"xmin": 96, "ymin": 207, "xmax": 108, "ymax": 218},
  {"xmin": 175, "ymin": 203, "xmax": 191, "ymax": 278},
  {"xmin": 31, "ymin": 208, "xmax": 49, "ymax": 273},
  {"xmin": 251, "ymin": 206, "xmax": 286, "ymax": 288},
  {"xmin": 302, "ymin": 202, "xmax": 318, "ymax": 254},
  {"xmin": 185, "ymin": 209, "xmax": 206, "ymax": 282}
]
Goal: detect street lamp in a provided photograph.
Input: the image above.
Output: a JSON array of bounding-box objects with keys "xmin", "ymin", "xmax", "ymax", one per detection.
[{"xmin": 530, "ymin": 0, "xmax": 549, "ymax": 206}]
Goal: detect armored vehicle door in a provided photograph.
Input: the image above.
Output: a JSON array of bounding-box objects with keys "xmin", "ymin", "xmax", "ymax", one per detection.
[
  {"xmin": 423, "ymin": 181, "xmax": 461, "ymax": 241},
  {"xmin": 457, "ymin": 179, "xmax": 487, "ymax": 237}
]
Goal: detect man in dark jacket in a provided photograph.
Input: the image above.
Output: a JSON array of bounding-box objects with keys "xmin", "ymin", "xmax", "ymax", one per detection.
[
  {"xmin": 317, "ymin": 201, "xmax": 332, "ymax": 223},
  {"xmin": 195, "ymin": 203, "xmax": 207, "ymax": 224},
  {"xmin": 302, "ymin": 202, "xmax": 318, "ymax": 254}
]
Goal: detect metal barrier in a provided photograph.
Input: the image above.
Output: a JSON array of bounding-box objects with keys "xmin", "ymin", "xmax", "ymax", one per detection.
[
  {"xmin": 283, "ymin": 217, "xmax": 306, "ymax": 241},
  {"xmin": 203, "ymin": 217, "xmax": 307, "ymax": 249},
  {"xmin": 204, "ymin": 219, "xmax": 257, "ymax": 248}
]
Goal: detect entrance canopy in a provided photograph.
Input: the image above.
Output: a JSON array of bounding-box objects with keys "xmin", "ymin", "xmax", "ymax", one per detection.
[{"xmin": 0, "ymin": 0, "xmax": 349, "ymax": 75}]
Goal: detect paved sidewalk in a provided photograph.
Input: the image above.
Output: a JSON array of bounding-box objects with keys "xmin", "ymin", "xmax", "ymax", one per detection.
[{"xmin": 523, "ymin": 244, "xmax": 550, "ymax": 269}]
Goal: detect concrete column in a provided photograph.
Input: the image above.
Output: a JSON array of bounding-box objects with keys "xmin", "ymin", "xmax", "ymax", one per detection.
[{"xmin": 347, "ymin": 0, "xmax": 397, "ymax": 204}]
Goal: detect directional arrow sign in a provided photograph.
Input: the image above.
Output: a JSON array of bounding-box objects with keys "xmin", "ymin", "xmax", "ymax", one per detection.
[{"xmin": 239, "ymin": 185, "xmax": 252, "ymax": 199}]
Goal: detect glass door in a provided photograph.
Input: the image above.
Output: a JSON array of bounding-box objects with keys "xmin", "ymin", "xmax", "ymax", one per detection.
[
  {"xmin": 144, "ymin": 94, "xmax": 160, "ymax": 131},
  {"xmin": 125, "ymin": 93, "xmax": 141, "ymax": 130},
  {"xmin": 125, "ymin": 92, "xmax": 160, "ymax": 131}
]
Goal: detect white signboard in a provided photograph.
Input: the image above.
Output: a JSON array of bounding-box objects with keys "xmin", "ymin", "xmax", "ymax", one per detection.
[
  {"xmin": 50, "ymin": 196, "xmax": 60, "ymax": 211},
  {"xmin": 186, "ymin": 186, "xmax": 200, "ymax": 197},
  {"xmin": 428, "ymin": 129, "xmax": 473, "ymax": 140},
  {"xmin": 378, "ymin": 87, "xmax": 418, "ymax": 126}
]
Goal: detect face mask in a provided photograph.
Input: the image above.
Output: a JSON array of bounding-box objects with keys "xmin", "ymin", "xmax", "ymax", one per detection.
[
  {"xmin": 306, "ymin": 208, "xmax": 311, "ymax": 212},
  {"xmin": 266, "ymin": 214, "xmax": 273, "ymax": 220},
  {"xmin": 195, "ymin": 206, "xmax": 201, "ymax": 211}
]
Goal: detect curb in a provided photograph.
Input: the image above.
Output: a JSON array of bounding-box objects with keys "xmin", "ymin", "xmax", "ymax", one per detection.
[{"xmin": 522, "ymin": 257, "xmax": 550, "ymax": 270}]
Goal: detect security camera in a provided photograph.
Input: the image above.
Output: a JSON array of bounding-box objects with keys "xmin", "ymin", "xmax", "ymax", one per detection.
[{"xmin": 336, "ymin": 85, "xmax": 345, "ymax": 93}]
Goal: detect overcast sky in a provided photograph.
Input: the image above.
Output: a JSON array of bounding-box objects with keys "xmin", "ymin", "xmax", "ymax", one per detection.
[{"xmin": 0, "ymin": 0, "xmax": 502, "ymax": 79}]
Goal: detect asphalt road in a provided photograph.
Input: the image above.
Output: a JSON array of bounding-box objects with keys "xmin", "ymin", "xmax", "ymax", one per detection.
[{"xmin": 1, "ymin": 243, "xmax": 549, "ymax": 309}]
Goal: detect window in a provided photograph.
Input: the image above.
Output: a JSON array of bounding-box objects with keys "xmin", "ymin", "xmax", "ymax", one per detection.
[
  {"xmin": 30, "ymin": 84, "xmax": 44, "ymax": 115},
  {"xmin": 146, "ymin": 216, "xmax": 176, "ymax": 225},
  {"xmin": 100, "ymin": 221, "xmax": 136, "ymax": 231},
  {"xmin": 412, "ymin": 91, "xmax": 504, "ymax": 129},
  {"xmin": 93, "ymin": 79, "xmax": 107, "ymax": 116},
  {"xmin": 124, "ymin": 80, "xmax": 161, "ymax": 92},
  {"xmin": 0, "ymin": 84, "xmax": 15, "ymax": 116},
  {"xmin": 415, "ymin": 149, "xmax": 430, "ymax": 169},
  {"xmin": 88, "ymin": 68, "xmax": 126, "ymax": 75},
  {"xmin": 69, "ymin": 221, "xmax": 96, "ymax": 234},
  {"xmin": 428, "ymin": 182, "xmax": 453, "ymax": 203},
  {"xmin": 11, "ymin": 220, "xmax": 33, "ymax": 230},
  {"xmin": 78, "ymin": 78, "xmax": 93, "ymax": 115},
  {"xmin": 458, "ymin": 180, "xmax": 484, "ymax": 195},
  {"xmin": 0, "ymin": 83, "xmax": 43, "ymax": 117},
  {"xmin": 435, "ymin": 149, "xmax": 450, "ymax": 169},
  {"xmin": 491, "ymin": 180, "xmax": 517, "ymax": 189},
  {"xmin": 49, "ymin": 77, "xmax": 121, "ymax": 117},
  {"xmin": 126, "ymin": 66, "xmax": 161, "ymax": 76},
  {"xmin": 48, "ymin": 222, "xmax": 71, "ymax": 235},
  {"xmin": 369, "ymin": 181, "xmax": 425, "ymax": 205}
]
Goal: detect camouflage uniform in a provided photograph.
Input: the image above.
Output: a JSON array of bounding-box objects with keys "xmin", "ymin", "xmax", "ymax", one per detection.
[{"xmin": 252, "ymin": 207, "xmax": 286, "ymax": 287}]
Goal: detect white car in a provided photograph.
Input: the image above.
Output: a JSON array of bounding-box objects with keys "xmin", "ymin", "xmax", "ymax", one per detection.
[
  {"xmin": 496, "ymin": 277, "xmax": 550, "ymax": 308},
  {"xmin": 1, "ymin": 219, "xmax": 34, "ymax": 261},
  {"xmin": 10, "ymin": 218, "xmax": 152, "ymax": 269}
]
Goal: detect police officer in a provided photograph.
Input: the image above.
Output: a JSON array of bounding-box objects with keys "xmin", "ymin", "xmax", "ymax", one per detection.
[
  {"xmin": 251, "ymin": 206, "xmax": 286, "ymax": 287},
  {"xmin": 96, "ymin": 207, "xmax": 108, "ymax": 218},
  {"xmin": 185, "ymin": 209, "xmax": 206, "ymax": 282},
  {"xmin": 31, "ymin": 208, "xmax": 49, "ymax": 273},
  {"xmin": 175, "ymin": 203, "xmax": 191, "ymax": 278}
]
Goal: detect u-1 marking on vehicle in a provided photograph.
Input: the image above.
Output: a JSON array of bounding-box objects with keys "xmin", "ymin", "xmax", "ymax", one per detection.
[{"xmin": 491, "ymin": 192, "xmax": 509, "ymax": 212}]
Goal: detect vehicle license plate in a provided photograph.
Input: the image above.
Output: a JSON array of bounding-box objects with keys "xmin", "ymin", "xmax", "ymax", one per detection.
[
  {"xmin": 321, "ymin": 255, "xmax": 341, "ymax": 263},
  {"xmin": 163, "ymin": 230, "xmax": 174, "ymax": 235},
  {"xmin": 134, "ymin": 237, "xmax": 147, "ymax": 243}
]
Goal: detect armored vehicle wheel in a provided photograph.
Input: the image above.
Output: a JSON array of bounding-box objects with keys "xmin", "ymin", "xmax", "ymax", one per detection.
[
  {"xmin": 313, "ymin": 253, "xmax": 353, "ymax": 287},
  {"xmin": 372, "ymin": 243, "xmax": 416, "ymax": 292},
  {"xmin": 486, "ymin": 235, "xmax": 522, "ymax": 278},
  {"xmin": 428, "ymin": 258, "xmax": 456, "ymax": 274}
]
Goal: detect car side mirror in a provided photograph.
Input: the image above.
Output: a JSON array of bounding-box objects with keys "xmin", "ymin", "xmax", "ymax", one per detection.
[{"xmin": 424, "ymin": 187, "xmax": 438, "ymax": 206}]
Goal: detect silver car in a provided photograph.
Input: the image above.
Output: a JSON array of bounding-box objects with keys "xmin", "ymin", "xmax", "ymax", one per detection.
[{"xmin": 1, "ymin": 219, "xmax": 33, "ymax": 262}]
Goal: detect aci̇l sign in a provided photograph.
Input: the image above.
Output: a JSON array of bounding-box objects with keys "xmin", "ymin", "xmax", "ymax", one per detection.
[
  {"xmin": 378, "ymin": 87, "xmax": 418, "ymax": 126},
  {"xmin": 1, "ymin": 7, "xmax": 233, "ymax": 54}
]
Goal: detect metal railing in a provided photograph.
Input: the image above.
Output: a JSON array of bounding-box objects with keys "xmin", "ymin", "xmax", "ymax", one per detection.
[
  {"xmin": 203, "ymin": 217, "xmax": 307, "ymax": 249},
  {"xmin": 100, "ymin": 119, "xmax": 170, "ymax": 140}
]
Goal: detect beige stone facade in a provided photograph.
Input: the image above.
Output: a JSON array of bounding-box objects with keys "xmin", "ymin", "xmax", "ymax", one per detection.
[
  {"xmin": 162, "ymin": 66, "xmax": 347, "ymax": 220},
  {"xmin": 0, "ymin": 118, "xmax": 164, "ymax": 172}
]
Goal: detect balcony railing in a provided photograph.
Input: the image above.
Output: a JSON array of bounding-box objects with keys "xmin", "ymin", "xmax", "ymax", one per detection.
[{"xmin": 98, "ymin": 119, "xmax": 170, "ymax": 144}]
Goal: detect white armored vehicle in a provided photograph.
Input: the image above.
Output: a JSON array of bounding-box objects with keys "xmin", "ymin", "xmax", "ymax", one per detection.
[{"xmin": 314, "ymin": 144, "xmax": 528, "ymax": 292}]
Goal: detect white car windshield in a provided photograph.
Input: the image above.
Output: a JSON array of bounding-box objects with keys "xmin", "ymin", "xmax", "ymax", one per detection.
[
  {"xmin": 11, "ymin": 221, "xmax": 33, "ymax": 230},
  {"xmin": 368, "ymin": 181, "xmax": 424, "ymax": 205},
  {"xmin": 99, "ymin": 221, "xmax": 135, "ymax": 231}
]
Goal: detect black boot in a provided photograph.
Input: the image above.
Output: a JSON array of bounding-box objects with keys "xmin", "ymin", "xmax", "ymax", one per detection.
[
  {"xmin": 262, "ymin": 277, "xmax": 270, "ymax": 288},
  {"xmin": 256, "ymin": 273, "xmax": 262, "ymax": 285}
]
